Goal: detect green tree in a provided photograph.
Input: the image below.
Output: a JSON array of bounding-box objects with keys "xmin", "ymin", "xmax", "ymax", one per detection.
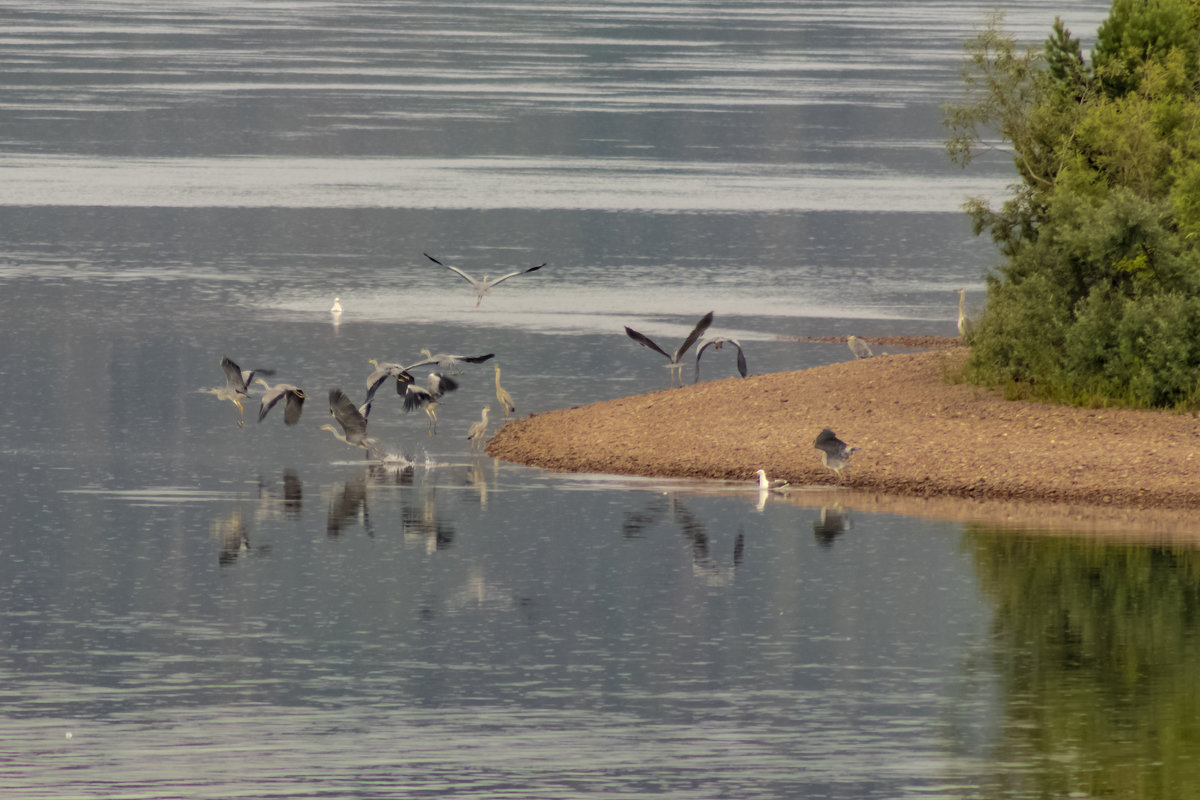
[{"xmin": 945, "ymin": 1, "xmax": 1200, "ymax": 408}]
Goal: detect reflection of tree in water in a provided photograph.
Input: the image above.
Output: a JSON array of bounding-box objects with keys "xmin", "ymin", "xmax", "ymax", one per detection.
[
  {"xmin": 812, "ymin": 506, "xmax": 850, "ymax": 547},
  {"xmin": 966, "ymin": 527, "xmax": 1200, "ymax": 798},
  {"xmin": 621, "ymin": 494, "xmax": 743, "ymax": 581}
]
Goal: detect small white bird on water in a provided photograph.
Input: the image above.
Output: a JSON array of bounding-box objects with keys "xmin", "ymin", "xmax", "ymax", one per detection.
[
  {"xmin": 754, "ymin": 468, "xmax": 790, "ymax": 511},
  {"xmin": 331, "ymin": 297, "xmax": 343, "ymax": 314}
]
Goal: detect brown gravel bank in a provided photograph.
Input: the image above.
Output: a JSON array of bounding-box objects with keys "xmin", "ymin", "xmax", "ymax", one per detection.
[{"xmin": 487, "ymin": 347, "xmax": 1200, "ymax": 519}]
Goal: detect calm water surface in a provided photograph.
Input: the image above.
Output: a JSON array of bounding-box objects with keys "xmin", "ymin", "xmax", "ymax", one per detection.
[{"xmin": 5, "ymin": 2, "xmax": 1198, "ymax": 798}]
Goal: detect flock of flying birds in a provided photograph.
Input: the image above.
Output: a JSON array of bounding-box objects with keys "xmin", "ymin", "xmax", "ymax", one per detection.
[{"xmin": 205, "ymin": 251, "xmax": 861, "ymax": 480}]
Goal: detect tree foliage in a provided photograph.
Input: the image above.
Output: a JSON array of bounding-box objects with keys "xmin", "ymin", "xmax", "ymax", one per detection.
[{"xmin": 945, "ymin": 0, "xmax": 1200, "ymax": 409}]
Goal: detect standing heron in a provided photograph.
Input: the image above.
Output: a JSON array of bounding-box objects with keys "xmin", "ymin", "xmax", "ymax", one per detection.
[
  {"xmin": 956, "ymin": 289, "xmax": 972, "ymax": 338},
  {"xmin": 625, "ymin": 311, "xmax": 714, "ymax": 385},
  {"xmin": 403, "ymin": 372, "xmax": 459, "ymax": 434},
  {"xmin": 255, "ymin": 379, "xmax": 306, "ymax": 425},
  {"xmin": 467, "ymin": 406, "xmax": 491, "ymax": 448},
  {"xmin": 204, "ymin": 356, "xmax": 274, "ymax": 427},
  {"xmin": 424, "ymin": 252, "xmax": 545, "ymax": 307},
  {"xmin": 695, "ymin": 336, "xmax": 747, "ymax": 383},
  {"xmin": 847, "ymin": 335, "xmax": 873, "ymax": 359},
  {"xmin": 814, "ymin": 428, "xmax": 858, "ymax": 479},
  {"xmin": 321, "ymin": 388, "xmax": 383, "ymax": 458},
  {"xmin": 493, "ymin": 364, "xmax": 516, "ymax": 419},
  {"xmin": 412, "ymin": 348, "xmax": 495, "ymax": 374}
]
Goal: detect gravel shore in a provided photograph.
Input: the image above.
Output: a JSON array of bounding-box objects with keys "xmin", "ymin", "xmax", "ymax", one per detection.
[{"xmin": 487, "ymin": 346, "xmax": 1200, "ymax": 531}]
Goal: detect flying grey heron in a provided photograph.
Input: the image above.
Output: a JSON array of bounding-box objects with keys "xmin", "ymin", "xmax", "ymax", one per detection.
[
  {"xmin": 625, "ymin": 311, "xmax": 714, "ymax": 385},
  {"xmin": 695, "ymin": 336, "xmax": 747, "ymax": 382},
  {"xmin": 364, "ymin": 359, "xmax": 416, "ymax": 407},
  {"xmin": 493, "ymin": 364, "xmax": 515, "ymax": 418},
  {"xmin": 204, "ymin": 356, "xmax": 275, "ymax": 427},
  {"xmin": 321, "ymin": 388, "xmax": 384, "ymax": 459},
  {"xmin": 814, "ymin": 428, "xmax": 858, "ymax": 479},
  {"xmin": 412, "ymin": 348, "xmax": 495, "ymax": 374},
  {"xmin": 467, "ymin": 406, "xmax": 491, "ymax": 448},
  {"xmin": 847, "ymin": 335, "xmax": 873, "ymax": 359},
  {"xmin": 403, "ymin": 372, "xmax": 459, "ymax": 434},
  {"xmin": 424, "ymin": 252, "xmax": 545, "ymax": 307},
  {"xmin": 255, "ymin": 379, "xmax": 306, "ymax": 425}
]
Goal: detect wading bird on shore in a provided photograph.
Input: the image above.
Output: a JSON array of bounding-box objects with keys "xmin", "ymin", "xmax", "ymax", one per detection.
[
  {"xmin": 255, "ymin": 379, "xmax": 306, "ymax": 425},
  {"xmin": 321, "ymin": 388, "xmax": 383, "ymax": 458},
  {"xmin": 467, "ymin": 407, "xmax": 491, "ymax": 449},
  {"xmin": 847, "ymin": 335, "xmax": 873, "ymax": 359},
  {"xmin": 424, "ymin": 252, "xmax": 545, "ymax": 307},
  {"xmin": 493, "ymin": 364, "xmax": 516, "ymax": 419},
  {"xmin": 695, "ymin": 336, "xmax": 747, "ymax": 382},
  {"xmin": 204, "ymin": 356, "xmax": 274, "ymax": 427},
  {"xmin": 956, "ymin": 289, "xmax": 972, "ymax": 339},
  {"xmin": 814, "ymin": 428, "xmax": 858, "ymax": 479},
  {"xmin": 404, "ymin": 372, "xmax": 458, "ymax": 434},
  {"xmin": 625, "ymin": 311, "xmax": 714, "ymax": 385}
]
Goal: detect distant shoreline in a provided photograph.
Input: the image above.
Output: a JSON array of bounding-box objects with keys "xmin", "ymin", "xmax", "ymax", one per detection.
[{"xmin": 487, "ymin": 346, "xmax": 1200, "ymax": 533}]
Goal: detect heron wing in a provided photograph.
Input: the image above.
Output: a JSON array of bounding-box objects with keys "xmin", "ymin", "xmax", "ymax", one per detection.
[
  {"xmin": 624, "ymin": 326, "xmax": 672, "ymax": 360},
  {"xmin": 221, "ymin": 357, "xmax": 245, "ymax": 390},
  {"xmin": 813, "ymin": 428, "xmax": 847, "ymax": 456},
  {"xmin": 428, "ymin": 372, "xmax": 459, "ymax": 396},
  {"xmin": 488, "ymin": 263, "xmax": 545, "ymax": 287},
  {"xmin": 694, "ymin": 338, "xmax": 715, "ymax": 383},
  {"xmin": 425, "ymin": 253, "xmax": 479, "ymax": 286},
  {"xmin": 257, "ymin": 386, "xmax": 284, "ymax": 423},
  {"xmin": 403, "ymin": 383, "xmax": 432, "ymax": 411},
  {"xmin": 674, "ymin": 311, "xmax": 715, "ymax": 361},
  {"xmin": 329, "ymin": 388, "xmax": 368, "ymax": 442},
  {"xmin": 455, "ymin": 352, "xmax": 495, "ymax": 364},
  {"xmin": 731, "ymin": 340, "xmax": 748, "ymax": 377},
  {"xmin": 282, "ymin": 389, "xmax": 305, "ymax": 426}
]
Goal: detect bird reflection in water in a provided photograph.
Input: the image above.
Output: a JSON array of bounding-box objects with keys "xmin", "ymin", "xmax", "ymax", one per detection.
[
  {"xmin": 253, "ymin": 469, "xmax": 303, "ymax": 522},
  {"xmin": 812, "ymin": 506, "xmax": 851, "ymax": 546},
  {"xmin": 212, "ymin": 507, "xmax": 270, "ymax": 566},
  {"xmin": 326, "ymin": 472, "xmax": 372, "ymax": 537},
  {"xmin": 621, "ymin": 493, "xmax": 743, "ymax": 583},
  {"xmin": 402, "ymin": 480, "xmax": 454, "ymax": 552}
]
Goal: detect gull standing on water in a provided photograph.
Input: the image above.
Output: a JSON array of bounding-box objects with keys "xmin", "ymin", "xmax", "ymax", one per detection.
[
  {"xmin": 204, "ymin": 356, "xmax": 274, "ymax": 427},
  {"xmin": 331, "ymin": 297, "xmax": 343, "ymax": 315},
  {"xmin": 424, "ymin": 252, "xmax": 545, "ymax": 307},
  {"xmin": 814, "ymin": 428, "xmax": 858, "ymax": 479},
  {"xmin": 625, "ymin": 311, "xmax": 714, "ymax": 385}
]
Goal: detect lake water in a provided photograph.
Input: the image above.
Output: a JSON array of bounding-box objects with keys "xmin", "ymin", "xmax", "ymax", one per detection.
[{"xmin": 7, "ymin": 2, "xmax": 1199, "ymax": 798}]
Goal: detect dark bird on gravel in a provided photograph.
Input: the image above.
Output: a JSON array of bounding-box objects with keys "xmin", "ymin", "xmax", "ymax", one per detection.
[{"xmin": 814, "ymin": 428, "xmax": 858, "ymax": 478}]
